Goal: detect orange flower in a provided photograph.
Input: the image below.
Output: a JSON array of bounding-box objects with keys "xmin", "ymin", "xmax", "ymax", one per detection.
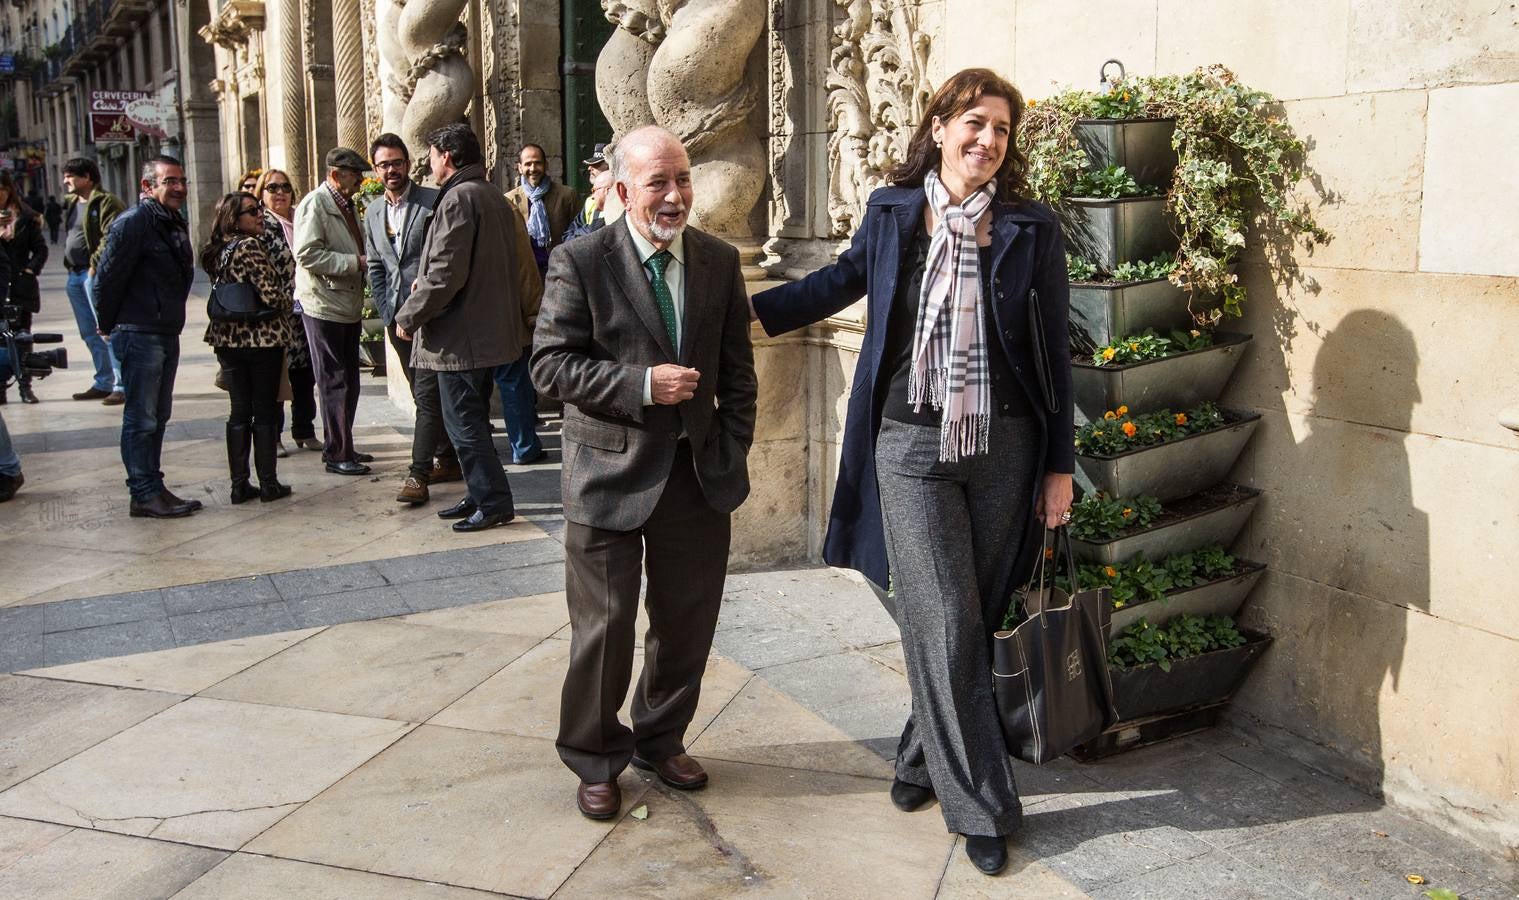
[
  {"xmin": 1028, "ymin": 98, "xmax": 1038, "ymax": 108},
  {"xmin": 1102, "ymin": 347, "xmax": 1117, "ymax": 361},
  {"xmin": 1093, "ymin": 429, "xmax": 1104, "ymax": 437},
  {"xmin": 1103, "ymin": 411, "xmax": 1117, "ymax": 421},
  {"xmin": 1129, "ymin": 342, "xmax": 1139, "ymax": 351},
  {"xmin": 1116, "ymin": 405, "xmax": 1128, "ymax": 416},
  {"xmin": 1103, "ymin": 566, "xmax": 1117, "ymax": 578},
  {"xmin": 1175, "ymin": 412, "xmax": 1188, "ymax": 426},
  {"xmin": 1044, "ymin": 547, "xmax": 1055, "ymax": 560},
  {"xmin": 1121, "ymin": 507, "xmax": 1133, "ymax": 518},
  {"xmin": 1122, "ymin": 421, "xmax": 1137, "ymax": 437}
]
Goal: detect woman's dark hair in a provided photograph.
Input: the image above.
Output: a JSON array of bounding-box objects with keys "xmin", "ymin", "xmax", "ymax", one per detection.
[
  {"xmin": 889, "ymin": 68, "xmax": 1030, "ymax": 200},
  {"xmin": 199, "ymin": 192, "xmax": 258, "ymax": 276},
  {"xmin": 0, "ymin": 169, "xmax": 32, "ymax": 217},
  {"xmin": 369, "ymin": 132, "xmax": 409, "ymax": 162},
  {"xmin": 425, "ymin": 122, "xmax": 483, "ymax": 168}
]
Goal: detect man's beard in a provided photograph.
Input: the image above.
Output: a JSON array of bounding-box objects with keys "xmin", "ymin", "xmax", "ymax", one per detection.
[{"xmin": 645, "ymin": 207, "xmax": 687, "ymax": 243}]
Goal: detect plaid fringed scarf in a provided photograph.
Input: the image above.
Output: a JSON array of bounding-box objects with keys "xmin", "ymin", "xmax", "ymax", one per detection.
[{"xmin": 909, "ymin": 170, "xmax": 995, "ymax": 461}]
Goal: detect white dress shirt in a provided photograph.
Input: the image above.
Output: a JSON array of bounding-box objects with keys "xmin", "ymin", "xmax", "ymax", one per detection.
[
  {"xmin": 384, "ymin": 183, "xmax": 412, "ymax": 255},
  {"xmin": 625, "ymin": 217, "xmax": 686, "ymax": 406}
]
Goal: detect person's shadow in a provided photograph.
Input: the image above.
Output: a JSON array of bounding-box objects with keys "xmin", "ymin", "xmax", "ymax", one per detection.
[{"xmin": 1234, "ymin": 308, "xmax": 1427, "ymax": 802}]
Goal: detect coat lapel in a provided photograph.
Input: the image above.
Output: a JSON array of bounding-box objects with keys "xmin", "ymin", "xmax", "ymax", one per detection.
[{"xmin": 604, "ymin": 222, "xmax": 678, "ymax": 361}]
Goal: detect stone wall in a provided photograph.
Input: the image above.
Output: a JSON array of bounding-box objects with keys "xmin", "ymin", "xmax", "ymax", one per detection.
[{"xmin": 923, "ymin": 0, "xmax": 1519, "ymax": 857}]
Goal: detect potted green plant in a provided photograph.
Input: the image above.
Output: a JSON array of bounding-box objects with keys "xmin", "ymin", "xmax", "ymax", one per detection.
[
  {"xmin": 1074, "ymin": 401, "xmax": 1261, "ymax": 501},
  {"xmin": 1022, "ymin": 65, "xmax": 1330, "ymax": 326},
  {"xmin": 1073, "ymin": 328, "xmax": 1253, "ymax": 423},
  {"xmin": 1099, "ymin": 614, "xmax": 1272, "ymax": 723},
  {"xmin": 358, "ymin": 302, "xmax": 386, "ymax": 372},
  {"xmin": 1068, "ymin": 485, "xmax": 1261, "ymax": 566},
  {"xmin": 1060, "ymin": 545, "xmax": 1265, "ymax": 635},
  {"xmin": 1058, "ymin": 164, "xmax": 1175, "ymax": 273}
]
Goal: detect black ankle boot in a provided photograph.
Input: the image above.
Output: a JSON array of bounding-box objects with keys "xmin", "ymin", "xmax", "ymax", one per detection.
[
  {"xmin": 963, "ymin": 834, "xmax": 1008, "ymax": 875},
  {"xmin": 226, "ymin": 423, "xmax": 258, "ymax": 504},
  {"xmin": 252, "ymin": 422, "xmax": 292, "ymax": 502},
  {"xmin": 890, "ymin": 779, "xmax": 935, "ymax": 812}
]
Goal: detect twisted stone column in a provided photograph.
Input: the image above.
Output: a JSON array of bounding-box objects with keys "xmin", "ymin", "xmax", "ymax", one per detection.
[
  {"xmin": 598, "ymin": 0, "xmax": 766, "ymax": 250},
  {"xmin": 275, "ymin": 0, "xmax": 309, "ymax": 189},
  {"xmin": 378, "ymin": 0, "xmax": 474, "ymax": 180},
  {"xmin": 333, "ymin": 0, "xmax": 367, "ymax": 151}
]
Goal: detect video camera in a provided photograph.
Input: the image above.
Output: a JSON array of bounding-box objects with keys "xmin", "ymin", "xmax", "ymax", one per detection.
[{"xmin": 1, "ymin": 300, "xmax": 67, "ymax": 388}]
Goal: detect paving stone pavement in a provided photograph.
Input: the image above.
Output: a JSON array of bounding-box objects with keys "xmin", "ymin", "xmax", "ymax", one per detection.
[{"xmin": 3, "ymin": 271, "xmax": 1517, "ymax": 897}]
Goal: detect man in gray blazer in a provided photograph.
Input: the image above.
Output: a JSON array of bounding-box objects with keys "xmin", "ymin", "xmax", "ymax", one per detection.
[
  {"xmin": 531, "ymin": 125, "xmax": 757, "ymax": 820},
  {"xmin": 365, "ymin": 133, "xmax": 460, "ymax": 505}
]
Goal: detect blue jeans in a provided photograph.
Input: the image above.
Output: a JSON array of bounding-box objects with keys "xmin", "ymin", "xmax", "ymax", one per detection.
[
  {"xmin": 114, "ymin": 331, "xmax": 179, "ymax": 501},
  {"xmin": 493, "ymin": 354, "xmax": 542, "ymax": 462},
  {"xmin": 0, "ymin": 409, "xmax": 19, "ymax": 477},
  {"xmin": 65, "ymin": 269, "xmax": 121, "ymax": 392}
]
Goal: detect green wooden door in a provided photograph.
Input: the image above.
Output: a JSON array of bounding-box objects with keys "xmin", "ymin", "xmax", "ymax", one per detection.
[{"xmin": 561, "ymin": 0, "xmax": 614, "ymax": 197}]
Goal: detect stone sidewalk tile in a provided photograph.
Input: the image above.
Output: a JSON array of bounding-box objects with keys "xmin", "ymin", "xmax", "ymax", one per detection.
[
  {"xmin": 41, "ymin": 617, "xmax": 177, "ymax": 667},
  {"xmin": 22, "ymin": 629, "xmax": 325, "ymax": 696},
  {"xmin": 169, "ymin": 599, "xmax": 299, "ymax": 646},
  {"xmin": 0, "ymin": 824, "xmax": 225, "ymax": 900},
  {"xmin": 726, "ymin": 567, "xmax": 902, "ymax": 651},
  {"xmin": 552, "ymin": 758, "xmax": 955, "ymax": 899},
  {"xmin": 1084, "ymin": 848, "xmax": 1300, "ymax": 900},
  {"xmin": 203, "ymin": 620, "xmax": 539, "ymax": 722},
  {"xmin": 172, "ymin": 853, "xmax": 503, "ymax": 899},
  {"xmin": 39, "ymin": 589, "xmax": 167, "ymax": 633},
  {"xmin": 938, "ymin": 842, "xmax": 1095, "ymax": 898},
  {"xmin": 285, "ymin": 584, "xmax": 413, "ymax": 628},
  {"xmin": 688, "ymin": 674, "xmax": 894, "ymax": 780},
  {"xmin": 399, "ymin": 591, "xmax": 570, "ymax": 640},
  {"xmin": 369, "ymin": 537, "xmax": 566, "ymax": 586},
  {"xmin": 1014, "ymin": 790, "xmax": 1217, "ymax": 893},
  {"xmin": 161, "ymin": 575, "xmax": 282, "ymax": 617},
  {"xmin": 0, "ymin": 676, "xmax": 182, "ymax": 792},
  {"xmin": 0, "ymin": 697, "xmax": 413, "ymax": 850},
  {"xmin": 0, "ymin": 815, "xmax": 70, "ymax": 868},
  {"xmin": 711, "ymin": 592, "xmax": 845, "ymax": 671},
  {"xmin": 397, "ymin": 563, "xmax": 565, "ymax": 614},
  {"xmin": 269, "ymin": 561, "xmax": 390, "ymax": 598},
  {"xmin": 246, "ymin": 725, "xmax": 652, "ymax": 898}
]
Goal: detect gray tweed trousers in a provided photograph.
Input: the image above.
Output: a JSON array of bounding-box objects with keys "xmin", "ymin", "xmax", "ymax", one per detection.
[{"xmin": 874, "ymin": 414, "xmax": 1038, "ymax": 836}]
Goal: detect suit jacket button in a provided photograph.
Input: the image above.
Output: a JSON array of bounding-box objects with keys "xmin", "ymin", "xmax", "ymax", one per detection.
[
  {"xmin": 997, "ymin": 292, "xmax": 1005, "ymax": 299},
  {"xmin": 1000, "ymin": 403, "xmax": 1010, "ymax": 412}
]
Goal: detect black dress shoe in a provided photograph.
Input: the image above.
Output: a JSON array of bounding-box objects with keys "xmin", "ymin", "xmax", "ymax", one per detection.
[
  {"xmin": 436, "ymin": 497, "xmax": 477, "ymax": 520},
  {"xmin": 890, "ymin": 779, "xmax": 935, "ymax": 812},
  {"xmin": 0, "ymin": 472, "xmax": 23, "ymax": 502},
  {"xmin": 72, "ymin": 387, "xmax": 110, "ymax": 401},
  {"xmin": 159, "ymin": 488, "xmax": 204, "ymax": 512},
  {"xmin": 18, "ymin": 383, "xmax": 38, "ymax": 404},
  {"xmin": 452, "ymin": 509, "xmax": 512, "ymax": 532},
  {"xmin": 352, "ymin": 451, "xmax": 374, "ymax": 463},
  {"xmin": 512, "ymin": 448, "xmax": 548, "ymax": 465},
  {"xmin": 129, "ymin": 492, "xmax": 196, "ymax": 519},
  {"xmin": 964, "ymin": 834, "xmax": 1008, "ymax": 875},
  {"xmin": 325, "ymin": 460, "xmax": 371, "ymax": 476}
]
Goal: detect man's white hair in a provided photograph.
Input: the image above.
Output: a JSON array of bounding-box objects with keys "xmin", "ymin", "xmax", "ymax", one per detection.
[{"xmin": 609, "ymin": 126, "xmax": 684, "ymax": 188}]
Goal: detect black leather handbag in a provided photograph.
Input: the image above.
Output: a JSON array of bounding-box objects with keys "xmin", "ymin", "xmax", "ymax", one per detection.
[
  {"xmin": 993, "ymin": 527, "xmax": 1119, "ymax": 764},
  {"xmin": 207, "ymin": 239, "xmax": 279, "ymax": 324},
  {"xmin": 1027, "ymin": 288, "xmax": 1060, "ymax": 414}
]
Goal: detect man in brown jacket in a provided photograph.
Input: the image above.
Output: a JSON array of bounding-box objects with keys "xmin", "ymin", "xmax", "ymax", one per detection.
[
  {"xmin": 505, "ymin": 143, "xmax": 578, "ymax": 274},
  {"xmin": 394, "ymin": 123, "xmax": 542, "ymax": 533}
]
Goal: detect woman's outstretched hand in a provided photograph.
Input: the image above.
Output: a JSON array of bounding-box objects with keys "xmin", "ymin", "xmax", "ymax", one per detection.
[{"xmin": 1038, "ymin": 471, "xmax": 1075, "ymax": 529}]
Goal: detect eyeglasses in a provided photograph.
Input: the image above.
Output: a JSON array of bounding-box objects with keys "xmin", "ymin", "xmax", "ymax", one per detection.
[
  {"xmin": 263, "ymin": 183, "xmax": 293, "ymax": 194},
  {"xmin": 238, "ymin": 205, "xmax": 263, "ymax": 218},
  {"xmin": 374, "ymin": 160, "xmax": 409, "ymax": 172},
  {"xmin": 160, "ymin": 177, "xmax": 189, "ymax": 188}
]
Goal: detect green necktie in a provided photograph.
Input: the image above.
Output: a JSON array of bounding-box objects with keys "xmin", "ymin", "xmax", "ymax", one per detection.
[{"xmin": 643, "ymin": 250, "xmax": 679, "ymax": 352}]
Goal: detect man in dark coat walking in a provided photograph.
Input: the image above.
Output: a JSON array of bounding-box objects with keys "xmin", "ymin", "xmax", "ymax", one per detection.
[{"xmin": 394, "ymin": 123, "xmax": 542, "ymax": 533}]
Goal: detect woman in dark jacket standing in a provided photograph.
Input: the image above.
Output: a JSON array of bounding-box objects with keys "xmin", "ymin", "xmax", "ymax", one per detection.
[
  {"xmin": 201, "ymin": 192, "xmax": 297, "ymax": 503},
  {"xmin": 0, "ymin": 170, "xmax": 49, "ymax": 403},
  {"xmin": 751, "ymin": 68, "xmax": 1074, "ymax": 875}
]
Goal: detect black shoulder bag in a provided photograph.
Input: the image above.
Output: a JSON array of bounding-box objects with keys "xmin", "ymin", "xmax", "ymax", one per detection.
[{"xmin": 207, "ymin": 239, "xmax": 279, "ymax": 323}]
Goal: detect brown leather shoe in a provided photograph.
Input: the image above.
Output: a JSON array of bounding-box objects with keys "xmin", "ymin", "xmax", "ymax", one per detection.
[
  {"xmin": 101, "ymin": 391, "xmax": 125, "ymax": 406},
  {"xmin": 576, "ymin": 780, "xmax": 621, "ymax": 820},
  {"xmin": 395, "ymin": 476, "xmax": 429, "ymax": 505},
  {"xmin": 631, "ymin": 753, "xmax": 708, "ymax": 790},
  {"xmin": 430, "ymin": 458, "xmax": 463, "ymax": 483}
]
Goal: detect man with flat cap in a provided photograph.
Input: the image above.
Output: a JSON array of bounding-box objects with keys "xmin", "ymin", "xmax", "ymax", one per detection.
[
  {"xmin": 532, "ymin": 124, "xmax": 757, "ymax": 820},
  {"xmin": 294, "ymin": 147, "xmax": 373, "ymax": 475}
]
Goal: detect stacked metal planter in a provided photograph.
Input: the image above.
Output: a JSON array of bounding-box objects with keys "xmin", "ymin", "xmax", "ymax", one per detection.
[{"xmin": 1061, "ymin": 118, "xmax": 1270, "ymax": 757}]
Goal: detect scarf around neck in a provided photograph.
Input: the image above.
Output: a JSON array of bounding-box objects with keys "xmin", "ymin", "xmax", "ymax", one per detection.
[
  {"xmin": 909, "ymin": 169, "xmax": 995, "ymax": 462},
  {"xmin": 523, "ymin": 176, "xmax": 551, "ymax": 247}
]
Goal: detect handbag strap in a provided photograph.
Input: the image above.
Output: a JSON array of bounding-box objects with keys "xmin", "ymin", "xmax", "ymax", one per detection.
[
  {"xmin": 213, "ymin": 238, "xmax": 243, "ymax": 288},
  {"xmin": 1025, "ymin": 526, "xmax": 1081, "ymax": 625}
]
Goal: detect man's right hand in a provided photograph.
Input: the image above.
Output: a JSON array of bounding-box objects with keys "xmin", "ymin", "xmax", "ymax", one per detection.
[{"xmin": 650, "ymin": 365, "xmax": 700, "ymax": 405}]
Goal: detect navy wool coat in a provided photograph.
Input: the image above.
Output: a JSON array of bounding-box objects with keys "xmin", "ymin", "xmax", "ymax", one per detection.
[{"xmin": 752, "ymin": 185, "xmax": 1073, "ymax": 593}]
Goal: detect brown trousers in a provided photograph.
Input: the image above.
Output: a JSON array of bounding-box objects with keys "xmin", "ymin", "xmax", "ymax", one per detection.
[{"xmin": 556, "ymin": 441, "xmax": 731, "ymax": 784}]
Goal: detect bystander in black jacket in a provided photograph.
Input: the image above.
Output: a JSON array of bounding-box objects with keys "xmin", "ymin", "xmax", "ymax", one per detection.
[
  {"xmin": 1, "ymin": 205, "xmax": 48, "ymax": 319},
  {"xmin": 94, "ymin": 198, "xmax": 195, "ymax": 335}
]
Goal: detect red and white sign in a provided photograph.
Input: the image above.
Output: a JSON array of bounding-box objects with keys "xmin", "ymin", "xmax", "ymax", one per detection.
[{"xmin": 89, "ymin": 90, "xmax": 151, "ymax": 144}]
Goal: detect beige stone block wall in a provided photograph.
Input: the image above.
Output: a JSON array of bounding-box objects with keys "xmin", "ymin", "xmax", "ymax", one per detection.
[{"xmin": 929, "ymin": 0, "xmax": 1519, "ymax": 856}]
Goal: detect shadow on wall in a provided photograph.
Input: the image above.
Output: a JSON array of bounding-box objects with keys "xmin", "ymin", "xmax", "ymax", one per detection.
[{"xmin": 1237, "ymin": 308, "xmax": 1428, "ymax": 803}]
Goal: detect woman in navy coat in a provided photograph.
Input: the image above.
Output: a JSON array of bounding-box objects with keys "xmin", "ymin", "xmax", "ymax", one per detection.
[{"xmin": 752, "ymin": 68, "xmax": 1074, "ymax": 875}]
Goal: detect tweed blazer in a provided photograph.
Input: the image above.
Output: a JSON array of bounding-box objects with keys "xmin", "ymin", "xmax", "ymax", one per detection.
[
  {"xmin": 292, "ymin": 185, "xmax": 365, "ymax": 323},
  {"xmin": 363, "ymin": 183, "xmax": 438, "ymax": 324},
  {"xmin": 531, "ymin": 220, "xmax": 758, "ymax": 532},
  {"xmin": 506, "ymin": 179, "xmax": 579, "ymax": 253}
]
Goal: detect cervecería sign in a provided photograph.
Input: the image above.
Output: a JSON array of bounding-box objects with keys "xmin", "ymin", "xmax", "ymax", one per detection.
[{"xmin": 89, "ymin": 90, "xmax": 151, "ymax": 144}]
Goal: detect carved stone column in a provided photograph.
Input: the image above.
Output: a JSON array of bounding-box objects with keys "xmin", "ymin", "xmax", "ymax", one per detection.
[
  {"xmin": 269, "ymin": 0, "xmax": 309, "ymax": 190},
  {"xmin": 333, "ymin": 0, "xmax": 367, "ymax": 151},
  {"xmin": 377, "ymin": 0, "xmax": 474, "ymax": 181},
  {"xmin": 302, "ymin": 0, "xmax": 338, "ymax": 177}
]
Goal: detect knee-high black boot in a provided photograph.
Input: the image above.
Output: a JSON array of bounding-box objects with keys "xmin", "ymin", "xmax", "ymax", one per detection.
[
  {"xmin": 227, "ymin": 423, "xmax": 259, "ymax": 504},
  {"xmin": 253, "ymin": 422, "xmax": 292, "ymax": 502}
]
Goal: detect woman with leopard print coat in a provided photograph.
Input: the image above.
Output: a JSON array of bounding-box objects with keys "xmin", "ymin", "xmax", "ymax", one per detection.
[{"xmin": 201, "ymin": 192, "xmax": 297, "ymax": 503}]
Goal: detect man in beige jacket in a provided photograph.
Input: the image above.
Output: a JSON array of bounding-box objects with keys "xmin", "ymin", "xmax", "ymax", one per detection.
[
  {"xmin": 294, "ymin": 147, "xmax": 372, "ymax": 476},
  {"xmin": 395, "ymin": 123, "xmax": 542, "ymax": 533}
]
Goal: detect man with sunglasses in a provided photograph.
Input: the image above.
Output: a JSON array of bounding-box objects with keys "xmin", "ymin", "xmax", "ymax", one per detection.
[{"xmin": 93, "ymin": 156, "xmax": 200, "ymax": 518}]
